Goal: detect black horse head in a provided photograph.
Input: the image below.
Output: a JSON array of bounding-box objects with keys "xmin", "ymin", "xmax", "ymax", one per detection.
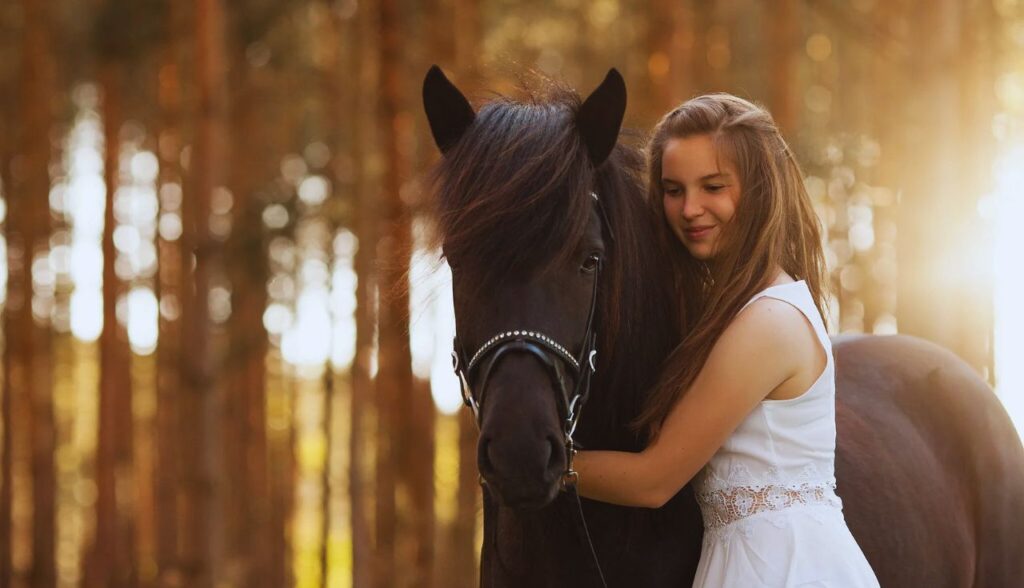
[{"xmin": 423, "ymin": 66, "xmax": 677, "ymax": 510}]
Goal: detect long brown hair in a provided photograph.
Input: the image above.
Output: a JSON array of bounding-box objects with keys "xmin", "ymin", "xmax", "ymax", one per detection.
[{"xmin": 631, "ymin": 93, "xmax": 830, "ymax": 442}]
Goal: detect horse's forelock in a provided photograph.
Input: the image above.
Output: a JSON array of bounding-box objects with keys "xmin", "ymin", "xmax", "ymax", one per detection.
[{"xmin": 431, "ymin": 93, "xmax": 594, "ymax": 294}]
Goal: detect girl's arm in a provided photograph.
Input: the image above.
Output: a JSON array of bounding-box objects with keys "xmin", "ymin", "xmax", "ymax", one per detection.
[{"xmin": 570, "ymin": 297, "xmax": 808, "ymax": 508}]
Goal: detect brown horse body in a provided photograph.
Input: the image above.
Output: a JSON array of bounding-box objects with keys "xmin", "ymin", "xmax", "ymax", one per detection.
[
  {"xmin": 834, "ymin": 334, "xmax": 1024, "ymax": 587},
  {"xmin": 423, "ymin": 66, "xmax": 1024, "ymax": 587}
]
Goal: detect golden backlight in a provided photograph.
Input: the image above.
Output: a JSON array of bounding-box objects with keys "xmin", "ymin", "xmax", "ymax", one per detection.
[{"xmin": 993, "ymin": 143, "xmax": 1024, "ymax": 433}]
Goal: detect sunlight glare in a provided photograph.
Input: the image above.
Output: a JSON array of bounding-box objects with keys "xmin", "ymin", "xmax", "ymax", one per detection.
[
  {"xmin": 65, "ymin": 108, "xmax": 107, "ymax": 344},
  {"xmin": 282, "ymin": 288, "xmax": 332, "ymax": 367},
  {"xmin": 0, "ymin": 237, "xmax": 6, "ymax": 306},
  {"xmin": 158, "ymin": 212, "xmax": 183, "ymax": 241},
  {"xmin": 264, "ymin": 302, "xmax": 294, "ymax": 335},
  {"xmin": 70, "ymin": 289, "xmax": 102, "ymax": 342},
  {"xmin": 409, "ymin": 245, "xmax": 460, "ymax": 415},
  {"xmin": 993, "ymin": 143, "xmax": 1024, "ymax": 434},
  {"xmin": 331, "ymin": 318, "xmax": 356, "ymax": 369},
  {"xmin": 409, "ymin": 249, "xmax": 437, "ymax": 380},
  {"xmin": 298, "ymin": 175, "xmax": 329, "ymax": 206},
  {"xmin": 69, "ymin": 243, "xmax": 103, "ymax": 290},
  {"xmin": 69, "ymin": 141, "xmax": 103, "ymax": 176},
  {"xmin": 127, "ymin": 287, "xmax": 158, "ymax": 355},
  {"xmin": 130, "ymin": 151, "xmax": 159, "ymax": 183},
  {"xmin": 330, "ymin": 234, "xmax": 357, "ymax": 369},
  {"xmin": 67, "ymin": 174, "xmax": 106, "ymax": 238}
]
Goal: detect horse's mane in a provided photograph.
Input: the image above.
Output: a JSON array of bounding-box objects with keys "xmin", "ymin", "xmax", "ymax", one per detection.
[{"xmin": 429, "ymin": 79, "xmax": 678, "ymax": 450}]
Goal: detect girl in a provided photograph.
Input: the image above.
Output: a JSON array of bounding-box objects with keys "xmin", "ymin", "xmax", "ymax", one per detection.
[{"xmin": 569, "ymin": 94, "xmax": 880, "ymax": 587}]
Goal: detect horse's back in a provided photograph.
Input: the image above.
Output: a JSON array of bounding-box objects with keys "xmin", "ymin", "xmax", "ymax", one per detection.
[{"xmin": 832, "ymin": 334, "xmax": 1024, "ymax": 587}]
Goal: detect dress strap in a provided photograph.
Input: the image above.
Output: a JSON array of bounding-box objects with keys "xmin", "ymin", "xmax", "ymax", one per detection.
[{"xmin": 739, "ymin": 281, "xmax": 830, "ymax": 351}]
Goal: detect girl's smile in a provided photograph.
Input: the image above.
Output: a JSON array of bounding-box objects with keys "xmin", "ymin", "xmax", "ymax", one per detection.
[{"xmin": 683, "ymin": 225, "xmax": 716, "ymax": 240}]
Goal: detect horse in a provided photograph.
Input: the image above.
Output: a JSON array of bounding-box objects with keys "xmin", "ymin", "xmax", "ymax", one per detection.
[
  {"xmin": 422, "ymin": 65, "xmax": 1024, "ymax": 587},
  {"xmin": 424, "ymin": 65, "xmax": 703, "ymax": 587}
]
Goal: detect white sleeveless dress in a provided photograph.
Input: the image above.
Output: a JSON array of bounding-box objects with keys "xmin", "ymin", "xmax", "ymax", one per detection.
[{"xmin": 691, "ymin": 280, "xmax": 880, "ymax": 588}]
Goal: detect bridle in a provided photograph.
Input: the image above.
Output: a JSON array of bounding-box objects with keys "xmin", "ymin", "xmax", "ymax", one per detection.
[
  {"xmin": 451, "ymin": 253, "xmax": 600, "ymax": 450},
  {"xmin": 450, "ymin": 192, "xmax": 612, "ymax": 587}
]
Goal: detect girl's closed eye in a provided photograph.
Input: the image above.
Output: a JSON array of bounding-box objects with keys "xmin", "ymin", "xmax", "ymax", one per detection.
[{"xmin": 705, "ymin": 184, "xmax": 725, "ymax": 193}]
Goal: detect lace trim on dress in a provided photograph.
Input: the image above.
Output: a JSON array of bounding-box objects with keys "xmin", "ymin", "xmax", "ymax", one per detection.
[
  {"xmin": 698, "ymin": 479, "xmax": 840, "ymax": 528},
  {"xmin": 695, "ymin": 462, "xmax": 844, "ymax": 544}
]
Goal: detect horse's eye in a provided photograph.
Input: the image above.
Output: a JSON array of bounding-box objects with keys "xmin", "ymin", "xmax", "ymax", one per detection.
[{"xmin": 581, "ymin": 254, "xmax": 600, "ymax": 274}]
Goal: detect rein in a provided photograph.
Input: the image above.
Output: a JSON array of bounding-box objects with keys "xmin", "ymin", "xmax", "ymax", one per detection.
[{"xmin": 451, "ymin": 192, "xmax": 612, "ymax": 588}]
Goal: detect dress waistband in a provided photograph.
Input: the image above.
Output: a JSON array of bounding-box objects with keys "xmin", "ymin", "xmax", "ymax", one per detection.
[{"xmin": 696, "ymin": 479, "xmax": 842, "ymax": 530}]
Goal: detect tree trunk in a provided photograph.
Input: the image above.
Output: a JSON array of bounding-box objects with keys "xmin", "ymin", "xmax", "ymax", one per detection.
[
  {"xmin": 374, "ymin": 0, "xmax": 413, "ymax": 585},
  {"xmin": 222, "ymin": 34, "xmax": 249, "ymax": 588},
  {"xmin": 15, "ymin": 0, "xmax": 57, "ymax": 585},
  {"xmin": 266, "ymin": 351, "xmax": 291, "ymax": 588},
  {"xmin": 766, "ymin": 0, "xmax": 799, "ymax": 137},
  {"xmin": 453, "ymin": 409, "xmax": 479, "ymax": 588},
  {"xmin": 180, "ymin": 0, "xmax": 228, "ymax": 584},
  {"xmin": 646, "ymin": 0, "xmax": 676, "ymax": 116},
  {"xmin": 154, "ymin": 0, "xmax": 187, "ymax": 582},
  {"xmin": 93, "ymin": 58, "xmax": 138, "ymax": 588},
  {"xmin": 866, "ymin": 0, "xmax": 905, "ymax": 340},
  {"xmin": 226, "ymin": 27, "xmax": 273, "ymax": 584},
  {"xmin": 349, "ymin": 3, "xmax": 378, "ymax": 587},
  {"xmin": 319, "ymin": 4, "xmax": 344, "ymax": 585},
  {"xmin": 894, "ymin": 1, "xmax": 971, "ymax": 360},
  {"xmin": 0, "ymin": 237, "xmax": 13, "ymax": 588},
  {"xmin": 404, "ymin": 4, "xmax": 440, "ymax": 588},
  {"xmin": 319, "ymin": 365, "xmax": 335, "ymax": 588},
  {"xmin": 0, "ymin": 21, "xmax": 17, "ymax": 588},
  {"xmin": 691, "ymin": 0, "xmax": 716, "ymax": 93},
  {"xmin": 406, "ymin": 378, "xmax": 435, "ymax": 588}
]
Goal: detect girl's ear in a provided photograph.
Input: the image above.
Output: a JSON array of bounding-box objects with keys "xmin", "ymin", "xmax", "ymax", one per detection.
[
  {"xmin": 576, "ymin": 68, "xmax": 627, "ymax": 166},
  {"xmin": 422, "ymin": 65, "xmax": 476, "ymax": 154}
]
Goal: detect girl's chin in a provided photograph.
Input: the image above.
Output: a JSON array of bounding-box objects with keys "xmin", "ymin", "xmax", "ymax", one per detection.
[{"xmin": 684, "ymin": 246, "xmax": 712, "ymax": 260}]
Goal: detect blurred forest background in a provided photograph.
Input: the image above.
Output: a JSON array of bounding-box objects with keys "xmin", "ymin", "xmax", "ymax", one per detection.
[{"xmin": 0, "ymin": 0, "xmax": 1022, "ymax": 587}]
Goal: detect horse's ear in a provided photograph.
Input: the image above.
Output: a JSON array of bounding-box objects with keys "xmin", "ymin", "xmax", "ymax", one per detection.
[
  {"xmin": 423, "ymin": 65, "xmax": 475, "ymax": 154},
  {"xmin": 577, "ymin": 68, "xmax": 626, "ymax": 166}
]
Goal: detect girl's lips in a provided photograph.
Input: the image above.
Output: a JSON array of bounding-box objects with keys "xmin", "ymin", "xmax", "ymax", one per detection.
[{"xmin": 684, "ymin": 226, "xmax": 714, "ymax": 240}]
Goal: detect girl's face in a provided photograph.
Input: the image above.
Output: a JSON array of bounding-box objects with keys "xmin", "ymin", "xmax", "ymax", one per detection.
[{"xmin": 660, "ymin": 134, "xmax": 742, "ymax": 261}]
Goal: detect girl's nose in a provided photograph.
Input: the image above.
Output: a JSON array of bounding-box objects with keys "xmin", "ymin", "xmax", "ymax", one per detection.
[{"xmin": 682, "ymin": 197, "xmax": 704, "ymax": 221}]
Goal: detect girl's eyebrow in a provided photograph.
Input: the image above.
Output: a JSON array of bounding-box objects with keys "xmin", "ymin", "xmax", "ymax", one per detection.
[
  {"xmin": 661, "ymin": 173, "xmax": 731, "ymax": 185},
  {"xmin": 699, "ymin": 172, "xmax": 730, "ymax": 181}
]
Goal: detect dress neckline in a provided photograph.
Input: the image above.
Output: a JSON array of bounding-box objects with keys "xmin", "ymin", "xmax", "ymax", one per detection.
[
  {"xmin": 750, "ymin": 279, "xmax": 807, "ymax": 302},
  {"xmin": 761, "ymin": 278, "xmax": 805, "ymax": 291},
  {"xmin": 740, "ymin": 280, "xmax": 809, "ymax": 314}
]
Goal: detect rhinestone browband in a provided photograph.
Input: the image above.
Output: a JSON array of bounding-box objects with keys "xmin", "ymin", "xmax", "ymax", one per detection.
[{"xmin": 467, "ymin": 330, "xmax": 580, "ymax": 372}]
